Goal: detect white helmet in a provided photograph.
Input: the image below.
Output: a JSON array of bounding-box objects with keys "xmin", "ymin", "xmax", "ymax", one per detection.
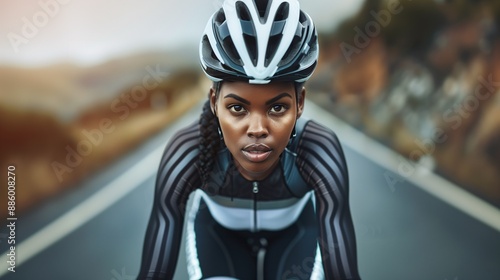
[{"xmin": 199, "ymin": 0, "xmax": 319, "ymax": 84}]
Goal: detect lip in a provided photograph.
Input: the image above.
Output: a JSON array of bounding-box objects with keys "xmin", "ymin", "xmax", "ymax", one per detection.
[{"xmin": 242, "ymin": 144, "xmax": 272, "ymax": 163}]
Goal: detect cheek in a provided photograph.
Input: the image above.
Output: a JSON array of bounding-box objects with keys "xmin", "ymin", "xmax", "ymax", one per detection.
[
  {"xmin": 271, "ymin": 116, "xmax": 295, "ymax": 137},
  {"xmin": 218, "ymin": 114, "xmax": 241, "ymax": 141}
]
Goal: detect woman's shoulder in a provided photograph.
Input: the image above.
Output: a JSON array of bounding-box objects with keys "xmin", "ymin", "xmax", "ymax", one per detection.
[
  {"xmin": 299, "ymin": 118, "xmax": 343, "ymax": 149},
  {"xmin": 170, "ymin": 120, "xmax": 200, "ymax": 143},
  {"xmin": 296, "ymin": 119, "xmax": 349, "ymax": 190},
  {"xmin": 296, "ymin": 118, "xmax": 347, "ymax": 167},
  {"xmin": 159, "ymin": 121, "xmax": 201, "ymax": 161}
]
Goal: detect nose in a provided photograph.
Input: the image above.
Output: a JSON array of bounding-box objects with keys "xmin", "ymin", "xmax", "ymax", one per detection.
[{"xmin": 247, "ymin": 114, "xmax": 268, "ymax": 139}]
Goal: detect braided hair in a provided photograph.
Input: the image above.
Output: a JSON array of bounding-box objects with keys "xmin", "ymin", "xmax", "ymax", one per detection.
[{"xmin": 198, "ymin": 82, "xmax": 222, "ymax": 186}]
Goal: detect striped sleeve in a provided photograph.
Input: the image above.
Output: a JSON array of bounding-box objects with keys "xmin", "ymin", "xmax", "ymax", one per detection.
[
  {"xmin": 137, "ymin": 122, "xmax": 202, "ymax": 279},
  {"xmin": 297, "ymin": 121, "xmax": 361, "ymax": 280}
]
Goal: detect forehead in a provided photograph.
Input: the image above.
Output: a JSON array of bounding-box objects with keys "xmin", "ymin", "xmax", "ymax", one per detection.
[{"xmin": 219, "ymin": 81, "xmax": 295, "ymax": 99}]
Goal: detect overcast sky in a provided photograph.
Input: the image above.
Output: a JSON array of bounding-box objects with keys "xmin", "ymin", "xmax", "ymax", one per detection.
[{"xmin": 0, "ymin": 0, "xmax": 364, "ymax": 67}]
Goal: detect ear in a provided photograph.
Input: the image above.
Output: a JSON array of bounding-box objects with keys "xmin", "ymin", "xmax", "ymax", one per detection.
[
  {"xmin": 296, "ymin": 87, "xmax": 306, "ymax": 119},
  {"xmin": 209, "ymin": 87, "xmax": 217, "ymax": 116}
]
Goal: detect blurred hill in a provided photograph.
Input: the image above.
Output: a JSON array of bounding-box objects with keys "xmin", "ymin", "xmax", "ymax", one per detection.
[
  {"xmin": 308, "ymin": 0, "xmax": 500, "ymax": 207},
  {"xmin": 0, "ymin": 50, "xmax": 206, "ymax": 218}
]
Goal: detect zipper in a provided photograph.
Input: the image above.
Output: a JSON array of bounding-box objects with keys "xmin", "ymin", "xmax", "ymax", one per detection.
[
  {"xmin": 252, "ymin": 181, "xmax": 259, "ymax": 232},
  {"xmin": 252, "ymin": 181, "xmax": 266, "ymax": 280},
  {"xmin": 253, "ymin": 181, "xmax": 259, "ymax": 194}
]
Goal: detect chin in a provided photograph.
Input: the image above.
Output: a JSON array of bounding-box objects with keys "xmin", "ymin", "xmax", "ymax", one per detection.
[{"xmin": 239, "ymin": 161, "xmax": 277, "ymax": 180}]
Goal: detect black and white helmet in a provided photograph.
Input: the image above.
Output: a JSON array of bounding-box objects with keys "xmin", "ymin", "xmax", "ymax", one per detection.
[{"xmin": 199, "ymin": 0, "xmax": 318, "ymax": 84}]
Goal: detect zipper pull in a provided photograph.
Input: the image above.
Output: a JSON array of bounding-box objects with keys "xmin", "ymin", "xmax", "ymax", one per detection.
[{"xmin": 253, "ymin": 182, "xmax": 259, "ymax": 194}]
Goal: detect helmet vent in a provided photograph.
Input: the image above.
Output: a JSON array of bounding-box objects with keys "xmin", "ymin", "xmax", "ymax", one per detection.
[
  {"xmin": 243, "ymin": 33, "xmax": 258, "ymax": 66},
  {"xmin": 214, "ymin": 8, "xmax": 226, "ymax": 26},
  {"xmin": 222, "ymin": 37, "xmax": 242, "ymax": 65},
  {"xmin": 201, "ymin": 35, "xmax": 218, "ymax": 61},
  {"xmin": 278, "ymin": 35, "xmax": 301, "ymax": 67},
  {"xmin": 274, "ymin": 2, "xmax": 289, "ymax": 21},
  {"xmin": 236, "ymin": 1, "xmax": 251, "ymax": 21},
  {"xmin": 298, "ymin": 9, "xmax": 307, "ymax": 23},
  {"xmin": 265, "ymin": 34, "xmax": 282, "ymax": 67},
  {"xmin": 254, "ymin": 0, "xmax": 270, "ymax": 19}
]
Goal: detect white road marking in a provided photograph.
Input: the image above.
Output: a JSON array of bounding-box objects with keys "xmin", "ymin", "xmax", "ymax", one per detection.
[
  {"xmin": 0, "ymin": 146, "xmax": 160, "ymax": 277},
  {"xmin": 305, "ymin": 101, "xmax": 500, "ymax": 232},
  {"xmin": 0, "ymin": 104, "xmax": 201, "ymax": 277}
]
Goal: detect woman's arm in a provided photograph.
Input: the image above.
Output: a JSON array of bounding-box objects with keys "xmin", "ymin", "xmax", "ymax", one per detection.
[
  {"xmin": 297, "ymin": 121, "xmax": 361, "ymax": 280},
  {"xmin": 137, "ymin": 123, "xmax": 201, "ymax": 280}
]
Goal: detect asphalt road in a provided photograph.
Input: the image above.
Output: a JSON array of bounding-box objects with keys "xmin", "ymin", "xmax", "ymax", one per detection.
[{"xmin": 1, "ymin": 101, "xmax": 499, "ymax": 280}]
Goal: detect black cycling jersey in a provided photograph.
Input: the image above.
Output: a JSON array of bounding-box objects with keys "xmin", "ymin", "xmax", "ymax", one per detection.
[{"xmin": 137, "ymin": 118, "xmax": 361, "ymax": 280}]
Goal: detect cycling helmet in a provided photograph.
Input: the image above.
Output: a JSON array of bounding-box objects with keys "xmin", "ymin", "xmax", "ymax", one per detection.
[{"xmin": 199, "ymin": 0, "xmax": 318, "ymax": 84}]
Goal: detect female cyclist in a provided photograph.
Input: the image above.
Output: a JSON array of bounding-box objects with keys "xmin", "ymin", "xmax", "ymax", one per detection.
[{"xmin": 137, "ymin": 0, "xmax": 361, "ymax": 279}]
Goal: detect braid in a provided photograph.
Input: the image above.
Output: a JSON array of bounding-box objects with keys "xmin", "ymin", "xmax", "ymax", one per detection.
[{"xmin": 198, "ymin": 89, "xmax": 221, "ymax": 186}]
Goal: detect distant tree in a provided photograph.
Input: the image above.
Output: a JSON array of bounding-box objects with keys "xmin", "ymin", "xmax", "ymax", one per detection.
[
  {"xmin": 378, "ymin": 0, "xmax": 446, "ymax": 58},
  {"xmin": 333, "ymin": 0, "xmax": 447, "ymax": 58}
]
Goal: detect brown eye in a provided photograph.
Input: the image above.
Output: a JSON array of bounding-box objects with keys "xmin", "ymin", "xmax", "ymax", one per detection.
[
  {"xmin": 270, "ymin": 104, "xmax": 287, "ymax": 114},
  {"xmin": 229, "ymin": 105, "xmax": 246, "ymax": 113}
]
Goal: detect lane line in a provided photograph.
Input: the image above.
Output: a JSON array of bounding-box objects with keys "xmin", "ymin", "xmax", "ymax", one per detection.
[
  {"xmin": 0, "ymin": 104, "xmax": 201, "ymax": 277},
  {"xmin": 304, "ymin": 101, "xmax": 500, "ymax": 232},
  {"xmin": 0, "ymin": 145, "xmax": 161, "ymax": 278}
]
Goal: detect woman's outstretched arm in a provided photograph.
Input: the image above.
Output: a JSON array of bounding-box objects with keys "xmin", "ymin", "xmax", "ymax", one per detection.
[
  {"xmin": 298, "ymin": 121, "xmax": 362, "ymax": 280},
  {"xmin": 137, "ymin": 123, "xmax": 201, "ymax": 280}
]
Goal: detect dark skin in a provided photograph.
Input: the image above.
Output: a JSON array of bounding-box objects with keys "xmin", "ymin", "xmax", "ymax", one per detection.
[{"xmin": 210, "ymin": 81, "xmax": 306, "ymax": 181}]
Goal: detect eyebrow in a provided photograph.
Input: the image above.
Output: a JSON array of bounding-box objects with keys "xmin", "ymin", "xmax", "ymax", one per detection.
[
  {"xmin": 224, "ymin": 93, "xmax": 250, "ymax": 105},
  {"xmin": 223, "ymin": 92, "xmax": 292, "ymax": 106},
  {"xmin": 265, "ymin": 93, "xmax": 292, "ymax": 105}
]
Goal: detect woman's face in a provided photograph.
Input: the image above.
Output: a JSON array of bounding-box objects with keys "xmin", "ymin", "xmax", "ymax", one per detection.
[{"xmin": 211, "ymin": 81, "xmax": 305, "ymax": 181}]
